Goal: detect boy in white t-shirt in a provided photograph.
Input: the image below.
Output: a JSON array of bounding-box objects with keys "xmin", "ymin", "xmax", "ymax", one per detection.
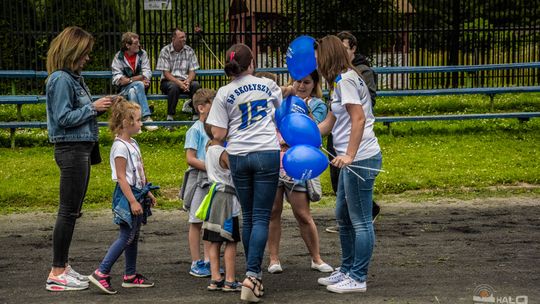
[{"xmin": 201, "ymin": 123, "xmax": 242, "ymax": 292}]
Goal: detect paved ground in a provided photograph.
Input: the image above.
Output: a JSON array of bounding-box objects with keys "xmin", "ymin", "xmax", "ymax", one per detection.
[{"xmin": 0, "ymin": 196, "xmax": 538, "ymax": 304}]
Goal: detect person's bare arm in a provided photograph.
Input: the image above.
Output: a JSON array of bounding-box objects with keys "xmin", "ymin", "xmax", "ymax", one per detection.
[
  {"xmin": 211, "ymin": 126, "xmax": 228, "ymax": 145},
  {"xmin": 186, "ymin": 149, "xmax": 206, "ymax": 171},
  {"xmin": 318, "ymin": 110, "xmax": 336, "ymax": 136},
  {"xmin": 331, "ymin": 104, "xmax": 365, "ymax": 168}
]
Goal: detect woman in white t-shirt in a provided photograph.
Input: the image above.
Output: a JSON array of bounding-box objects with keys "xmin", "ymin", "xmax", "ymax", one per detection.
[
  {"xmin": 206, "ymin": 43, "xmax": 282, "ymax": 302},
  {"xmin": 315, "ymin": 35, "xmax": 383, "ymax": 294}
]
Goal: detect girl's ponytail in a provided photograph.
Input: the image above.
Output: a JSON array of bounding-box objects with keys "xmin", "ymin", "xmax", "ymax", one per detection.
[{"xmin": 224, "ymin": 44, "xmax": 253, "ymax": 77}]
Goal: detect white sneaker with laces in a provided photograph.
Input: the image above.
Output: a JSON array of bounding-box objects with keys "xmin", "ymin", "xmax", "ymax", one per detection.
[
  {"xmin": 311, "ymin": 260, "xmax": 334, "ymax": 273},
  {"xmin": 317, "ymin": 270, "xmax": 347, "ymax": 286},
  {"xmin": 267, "ymin": 262, "xmax": 283, "ymax": 274},
  {"xmin": 65, "ymin": 265, "xmax": 89, "ymax": 283},
  {"xmin": 326, "ymin": 275, "xmax": 367, "ymax": 293}
]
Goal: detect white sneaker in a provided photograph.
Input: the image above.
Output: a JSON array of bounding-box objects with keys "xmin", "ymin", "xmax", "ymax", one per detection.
[
  {"xmin": 267, "ymin": 262, "xmax": 283, "ymax": 274},
  {"xmin": 46, "ymin": 271, "xmax": 88, "ymax": 292},
  {"xmin": 182, "ymin": 99, "xmax": 193, "ymax": 113},
  {"xmin": 311, "ymin": 261, "xmax": 334, "ymax": 273},
  {"xmin": 143, "ymin": 117, "xmax": 158, "ymax": 131},
  {"xmin": 317, "ymin": 270, "xmax": 347, "ymax": 286},
  {"xmin": 166, "ymin": 115, "xmax": 174, "ymax": 121},
  {"xmin": 326, "ymin": 276, "xmax": 367, "ymax": 293},
  {"xmin": 65, "ymin": 265, "xmax": 89, "ymax": 283}
]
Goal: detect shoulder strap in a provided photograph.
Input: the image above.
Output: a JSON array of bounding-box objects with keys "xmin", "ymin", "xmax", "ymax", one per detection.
[{"xmin": 114, "ymin": 138, "xmax": 137, "ymax": 185}]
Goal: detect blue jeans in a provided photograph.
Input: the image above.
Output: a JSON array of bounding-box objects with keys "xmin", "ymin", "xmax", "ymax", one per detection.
[
  {"xmin": 229, "ymin": 150, "xmax": 280, "ymax": 279},
  {"xmin": 336, "ymin": 152, "xmax": 382, "ymax": 282},
  {"xmin": 98, "ymin": 215, "xmax": 143, "ymax": 275},
  {"xmin": 120, "ymin": 81, "xmax": 152, "ymax": 118}
]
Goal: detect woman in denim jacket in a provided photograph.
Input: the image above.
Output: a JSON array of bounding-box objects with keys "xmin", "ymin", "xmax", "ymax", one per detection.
[{"xmin": 45, "ymin": 26, "xmax": 113, "ymax": 292}]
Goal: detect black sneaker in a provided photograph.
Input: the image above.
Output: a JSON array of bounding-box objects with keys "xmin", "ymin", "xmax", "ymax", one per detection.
[
  {"xmin": 88, "ymin": 271, "xmax": 117, "ymax": 295},
  {"xmin": 122, "ymin": 273, "xmax": 155, "ymax": 288}
]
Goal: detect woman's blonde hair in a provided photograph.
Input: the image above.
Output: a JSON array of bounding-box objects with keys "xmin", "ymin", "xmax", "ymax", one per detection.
[
  {"xmin": 316, "ymin": 35, "xmax": 356, "ymax": 87},
  {"xmin": 109, "ymin": 96, "xmax": 141, "ymax": 135},
  {"xmin": 46, "ymin": 26, "xmax": 94, "ymax": 75},
  {"xmin": 287, "ymin": 70, "xmax": 323, "ymax": 99}
]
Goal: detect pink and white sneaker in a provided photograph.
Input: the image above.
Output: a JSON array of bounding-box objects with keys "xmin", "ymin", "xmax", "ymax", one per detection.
[{"xmin": 46, "ymin": 271, "xmax": 88, "ymax": 292}]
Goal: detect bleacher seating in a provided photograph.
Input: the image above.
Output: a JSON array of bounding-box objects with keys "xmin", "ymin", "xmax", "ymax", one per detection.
[{"xmin": 1, "ymin": 63, "xmax": 540, "ymax": 147}]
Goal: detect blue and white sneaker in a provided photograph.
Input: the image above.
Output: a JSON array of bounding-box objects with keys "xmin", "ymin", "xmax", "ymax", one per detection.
[{"xmin": 189, "ymin": 260, "xmax": 211, "ymax": 278}]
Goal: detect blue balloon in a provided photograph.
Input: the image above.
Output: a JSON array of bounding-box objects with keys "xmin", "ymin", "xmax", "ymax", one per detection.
[
  {"xmin": 274, "ymin": 103, "xmax": 286, "ymax": 128},
  {"xmin": 283, "ymin": 145, "xmax": 328, "ymax": 180},
  {"xmin": 279, "ymin": 113, "xmax": 322, "ymax": 147},
  {"xmin": 286, "ymin": 36, "xmax": 317, "ymax": 81},
  {"xmin": 274, "ymin": 95, "xmax": 308, "ymax": 128},
  {"xmin": 284, "ymin": 95, "xmax": 309, "ymax": 115}
]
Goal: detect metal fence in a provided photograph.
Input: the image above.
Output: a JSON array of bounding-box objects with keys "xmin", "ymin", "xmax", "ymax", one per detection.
[{"xmin": 1, "ymin": 0, "xmax": 539, "ymax": 95}]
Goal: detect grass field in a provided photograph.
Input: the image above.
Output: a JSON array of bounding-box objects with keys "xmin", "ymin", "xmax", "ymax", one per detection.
[{"xmin": 0, "ymin": 94, "xmax": 539, "ymax": 214}]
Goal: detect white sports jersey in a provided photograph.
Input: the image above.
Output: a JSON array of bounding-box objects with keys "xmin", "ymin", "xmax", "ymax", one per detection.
[
  {"xmin": 330, "ymin": 69, "xmax": 380, "ymax": 161},
  {"xmin": 207, "ymin": 74, "xmax": 282, "ymax": 156},
  {"xmin": 205, "ymin": 145, "xmax": 241, "ymax": 216}
]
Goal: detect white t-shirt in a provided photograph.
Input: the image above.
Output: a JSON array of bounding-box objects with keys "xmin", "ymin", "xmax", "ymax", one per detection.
[
  {"xmin": 206, "ymin": 74, "xmax": 282, "ymax": 156},
  {"xmin": 330, "ymin": 69, "xmax": 380, "ymax": 161},
  {"xmin": 110, "ymin": 137, "xmax": 146, "ymax": 189},
  {"xmin": 205, "ymin": 145, "xmax": 241, "ymax": 216}
]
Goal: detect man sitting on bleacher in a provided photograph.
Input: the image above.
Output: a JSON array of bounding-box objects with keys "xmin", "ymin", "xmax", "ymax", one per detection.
[
  {"xmin": 111, "ymin": 32, "xmax": 157, "ymax": 131},
  {"xmin": 156, "ymin": 28, "xmax": 201, "ymax": 121}
]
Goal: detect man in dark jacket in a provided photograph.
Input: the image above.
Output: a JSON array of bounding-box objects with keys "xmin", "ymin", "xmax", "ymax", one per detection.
[{"xmin": 325, "ymin": 31, "xmax": 380, "ymax": 233}]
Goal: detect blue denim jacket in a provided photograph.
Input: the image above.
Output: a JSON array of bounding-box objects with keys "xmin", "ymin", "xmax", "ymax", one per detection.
[
  {"xmin": 46, "ymin": 70, "xmax": 98, "ymax": 143},
  {"xmin": 112, "ymin": 182, "xmax": 160, "ymax": 228}
]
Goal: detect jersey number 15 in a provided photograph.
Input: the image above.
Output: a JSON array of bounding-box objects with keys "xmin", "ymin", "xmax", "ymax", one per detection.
[{"xmin": 238, "ymin": 99, "xmax": 267, "ymax": 130}]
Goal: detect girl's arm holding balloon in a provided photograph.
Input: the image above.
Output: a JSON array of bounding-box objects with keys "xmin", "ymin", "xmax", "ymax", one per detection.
[
  {"xmin": 331, "ymin": 104, "xmax": 365, "ymax": 168},
  {"xmin": 318, "ymin": 110, "xmax": 336, "ymax": 136}
]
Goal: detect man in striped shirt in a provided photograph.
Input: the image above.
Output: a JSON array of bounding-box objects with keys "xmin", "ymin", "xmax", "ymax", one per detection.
[{"xmin": 156, "ymin": 28, "xmax": 201, "ymax": 120}]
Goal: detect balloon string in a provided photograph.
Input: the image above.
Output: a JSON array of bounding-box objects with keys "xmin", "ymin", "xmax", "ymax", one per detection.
[
  {"xmin": 200, "ymin": 35, "xmax": 224, "ymax": 67},
  {"xmin": 348, "ymin": 164, "xmax": 386, "ymax": 173},
  {"xmin": 321, "ymin": 147, "xmax": 365, "ymax": 182}
]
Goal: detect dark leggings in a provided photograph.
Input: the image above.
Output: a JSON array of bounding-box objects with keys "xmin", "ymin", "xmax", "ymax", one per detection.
[
  {"xmin": 326, "ymin": 134, "xmax": 340, "ymax": 194},
  {"xmin": 52, "ymin": 142, "xmax": 93, "ymax": 268}
]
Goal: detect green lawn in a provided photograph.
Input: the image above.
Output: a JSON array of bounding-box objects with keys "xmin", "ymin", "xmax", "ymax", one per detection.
[
  {"xmin": 1, "ymin": 118, "xmax": 539, "ymax": 214},
  {"xmin": 1, "ymin": 93, "xmax": 539, "ymax": 214}
]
